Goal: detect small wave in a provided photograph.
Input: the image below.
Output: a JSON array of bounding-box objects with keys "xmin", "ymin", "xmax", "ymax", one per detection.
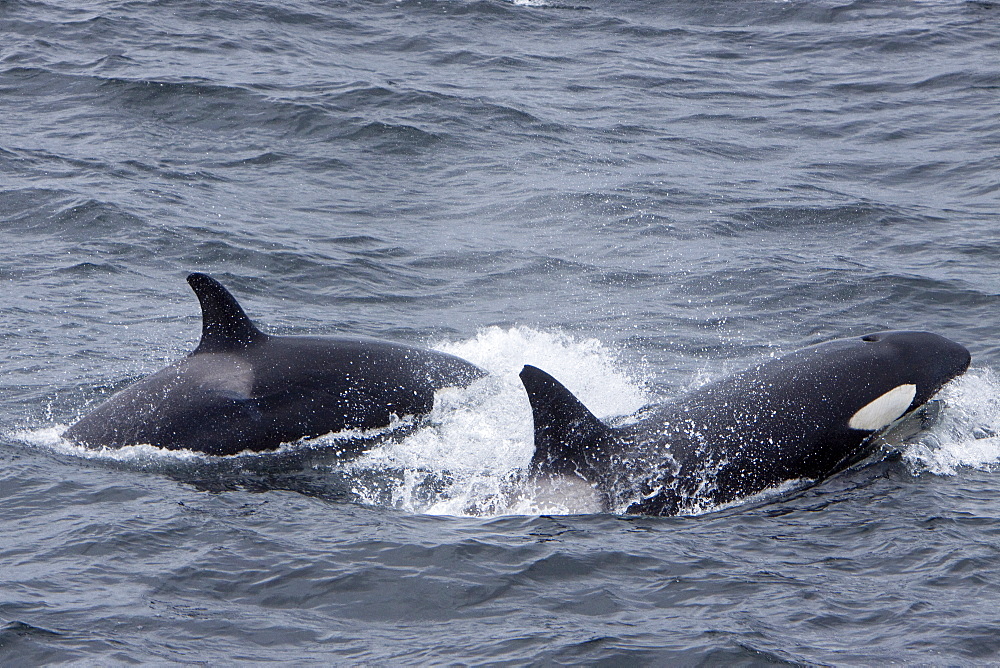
[
  {"xmin": 686, "ymin": 477, "xmax": 813, "ymax": 518},
  {"xmin": 506, "ymin": 0, "xmax": 592, "ymax": 11},
  {"xmin": 11, "ymin": 425, "xmax": 213, "ymax": 464},
  {"xmin": 341, "ymin": 121, "xmax": 443, "ymax": 153},
  {"xmin": 9, "ymin": 415, "xmax": 418, "ymax": 470}
]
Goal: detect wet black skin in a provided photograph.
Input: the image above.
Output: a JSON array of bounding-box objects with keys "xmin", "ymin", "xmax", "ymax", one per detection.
[
  {"xmin": 520, "ymin": 331, "xmax": 971, "ymax": 516},
  {"xmin": 64, "ymin": 273, "xmax": 485, "ymax": 456}
]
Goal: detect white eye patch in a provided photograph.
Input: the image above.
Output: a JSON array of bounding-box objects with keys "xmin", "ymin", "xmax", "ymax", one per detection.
[{"xmin": 848, "ymin": 384, "xmax": 917, "ymax": 431}]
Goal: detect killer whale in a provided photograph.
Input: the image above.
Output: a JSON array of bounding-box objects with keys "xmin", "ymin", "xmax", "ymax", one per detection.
[
  {"xmin": 519, "ymin": 331, "xmax": 970, "ymax": 516},
  {"xmin": 64, "ymin": 273, "xmax": 486, "ymax": 456}
]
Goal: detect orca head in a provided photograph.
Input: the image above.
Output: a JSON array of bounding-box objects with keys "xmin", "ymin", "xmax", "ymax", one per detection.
[{"xmin": 827, "ymin": 330, "xmax": 970, "ymax": 433}]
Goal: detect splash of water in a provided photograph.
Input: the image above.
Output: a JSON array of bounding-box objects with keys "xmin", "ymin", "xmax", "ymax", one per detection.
[
  {"xmin": 11, "ymin": 425, "xmax": 212, "ymax": 464},
  {"xmin": 902, "ymin": 368, "xmax": 1000, "ymax": 475},
  {"xmin": 11, "ymin": 417, "xmax": 418, "ymax": 462},
  {"xmin": 346, "ymin": 326, "xmax": 648, "ymax": 515}
]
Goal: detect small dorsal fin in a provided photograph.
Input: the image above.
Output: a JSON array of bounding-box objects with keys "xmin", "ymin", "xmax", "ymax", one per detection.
[
  {"xmin": 187, "ymin": 273, "xmax": 266, "ymax": 354},
  {"xmin": 519, "ymin": 365, "xmax": 612, "ymax": 479}
]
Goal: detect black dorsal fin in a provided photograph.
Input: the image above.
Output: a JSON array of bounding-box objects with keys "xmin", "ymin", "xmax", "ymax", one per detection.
[
  {"xmin": 519, "ymin": 365, "xmax": 613, "ymax": 479},
  {"xmin": 187, "ymin": 273, "xmax": 266, "ymax": 354}
]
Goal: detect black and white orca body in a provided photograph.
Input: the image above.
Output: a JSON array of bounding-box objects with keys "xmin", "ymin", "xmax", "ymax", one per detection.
[
  {"xmin": 64, "ymin": 273, "xmax": 485, "ymax": 456},
  {"xmin": 520, "ymin": 331, "xmax": 970, "ymax": 516}
]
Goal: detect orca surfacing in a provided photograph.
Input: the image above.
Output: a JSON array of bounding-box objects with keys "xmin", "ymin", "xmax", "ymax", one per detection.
[
  {"xmin": 65, "ymin": 273, "xmax": 486, "ymax": 455},
  {"xmin": 520, "ymin": 331, "xmax": 970, "ymax": 516}
]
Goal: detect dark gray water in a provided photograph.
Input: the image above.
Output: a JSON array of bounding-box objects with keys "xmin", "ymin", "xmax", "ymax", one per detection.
[{"xmin": 3, "ymin": 0, "xmax": 1000, "ymax": 663}]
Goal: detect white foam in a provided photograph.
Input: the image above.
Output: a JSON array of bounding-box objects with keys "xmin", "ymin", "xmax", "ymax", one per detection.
[
  {"xmin": 347, "ymin": 326, "xmax": 648, "ymax": 516},
  {"xmin": 9, "ymin": 425, "xmax": 214, "ymax": 464},
  {"xmin": 686, "ymin": 477, "xmax": 811, "ymax": 517},
  {"xmin": 902, "ymin": 368, "xmax": 1000, "ymax": 475},
  {"xmin": 9, "ymin": 416, "xmax": 417, "ymax": 466},
  {"xmin": 434, "ymin": 325, "xmax": 648, "ymax": 419}
]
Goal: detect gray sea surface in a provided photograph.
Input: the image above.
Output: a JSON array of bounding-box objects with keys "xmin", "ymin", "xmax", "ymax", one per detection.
[{"xmin": 2, "ymin": 0, "xmax": 1000, "ymax": 663}]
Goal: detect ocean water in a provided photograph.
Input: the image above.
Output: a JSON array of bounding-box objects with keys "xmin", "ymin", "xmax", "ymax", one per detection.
[{"xmin": 3, "ymin": 0, "xmax": 1000, "ymax": 663}]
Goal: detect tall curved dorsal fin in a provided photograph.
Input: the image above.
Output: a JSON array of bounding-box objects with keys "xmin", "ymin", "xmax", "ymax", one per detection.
[
  {"xmin": 519, "ymin": 365, "xmax": 612, "ymax": 479},
  {"xmin": 187, "ymin": 273, "xmax": 266, "ymax": 354}
]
